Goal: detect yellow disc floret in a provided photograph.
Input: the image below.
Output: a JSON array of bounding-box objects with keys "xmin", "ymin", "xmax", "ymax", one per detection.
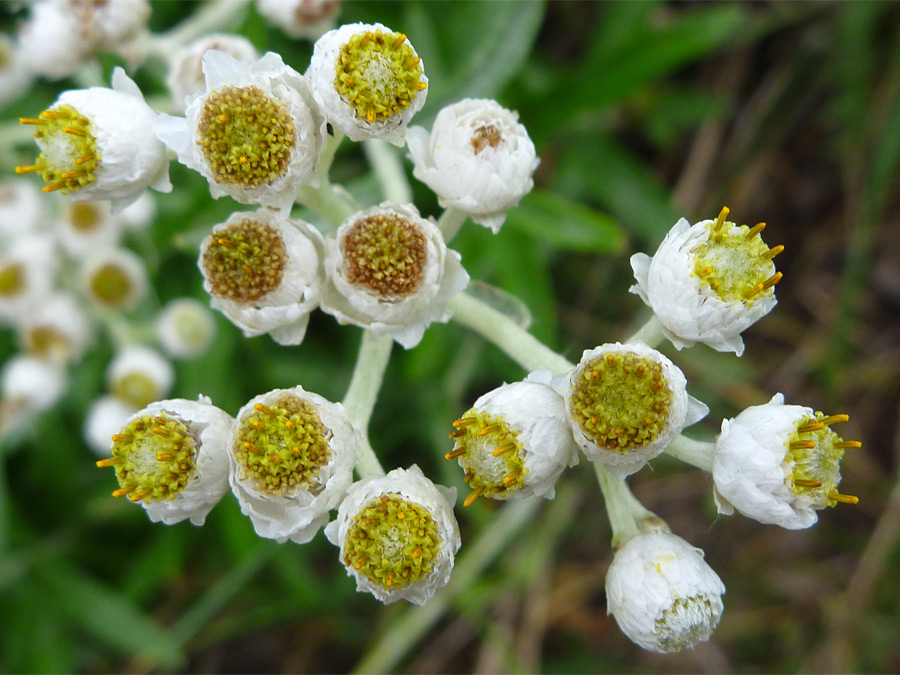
[
  {"xmin": 446, "ymin": 411, "xmax": 528, "ymax": 506},
  {"xmin": 232, "ymin": 396, "xmax": 332, "ymax": 497},
  {"xmin": 0, "ymin": 262, "xmax": 24, "ymax": 297},
  {"xmin": 68, "ymin": 201, "xmax": 104, "ymax": 233},
  {"xmin": 786, "ymin": 412, "xmax": 860, "ymax": 508},
  {"xmin": 342, "ymin": 212, "xmax": 427, "ymax": 298},
  {"xmin": 655, "ymin": 596, "xmax": 720, "ymax": 653},
  {"xmin": 691, "ymin": 206, "xmax": 783, "ymax": 305},
  {"xmin": 334, "ymin": 29, "xmax": 426, "ymax": 123},
  {"xmin": 98, "ymin": 412, "xmax": 199, "ymax": 503},
  {"xmin": 88, "ymin": 263, "xmax": 135, "ymax": 309},
  {"xmin": 202, "ymin": 219, "xmax": 287, "ymax": 303},
  {"xmin": 570, "ymin": 351, "xmax": 673, "ymax": 452},
  {"xmin": 470, "ymin": 124, "xmax": 502, "ymax": 154},
  {"xmin": 196, "ymin": 86, "xmax": 296, "ymax": 189},
  {"xmin": 112, "ymin": 372, "xmax": 161, "ymax": 409},
  {"xmin": 343, "ymin": 493, "xmax": 442, "ymax": 591},
  {"xmin": 16, "ymin": 105, "xmax": 102, "ymax": 194}
]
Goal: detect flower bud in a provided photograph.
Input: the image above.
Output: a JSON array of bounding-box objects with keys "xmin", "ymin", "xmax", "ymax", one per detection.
[
  {"xmin": 18, "ymin": 293, "xmax": 91, "ymax": 366},
  {"xmin": 156, "ymin": 298, "xmax": 216, "ymax": 359},
  {"xmin": 0, "ymin": 235, "xmax": 58, "ymax": 326},
  {"xmin": 256, "ymin": 0, "xmax": 341, "ymax": 39},
  {"xmin": 166, "ymin": 34, "xmax": 259, "ymax": 113},
  {"xmin": 80, "ymin": 246, "xmax": 148, "ymax": 312},
  {"xmin": 57, "ymin": 200, "xmax": 123, "ymax": 256},
  {"xmin": 84, "ymin": 395, "xmax": 137, "ymax": 456},
  {"xmin": 107, "ymin": 346, "xmax": 174, "ymax": 409}
]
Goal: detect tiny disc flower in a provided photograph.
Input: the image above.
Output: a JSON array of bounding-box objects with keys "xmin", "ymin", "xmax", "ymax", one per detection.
[
  {"xmin": 16, "ymin": 68, "xmax": 171, "ymax": 211},
  {"xmin": 18, "ymin": 293, "xmax": 91, "ymax": 366},
  {"xmin": 166, "ymin": 34, "xmax": 259, "ymax": 113},
  {"xmin": 80, "ymin": 247, "xmax": 149, "ymax": 312},
  {"xmin": 155, "ymin": 51, "xmax": 326, "ymax": 212},
  {"xmin": 630, "ymin": 207, "xmax": 783, "ymax": 356},
  {"xmin": 407, "ymin": 98, "xmax": 539, "ymax": 233},
  {"xmin": 447, "ymin": 371, "xmax": 578, "ymax": 506},
  {"xmin": 563, "ymin": 342, "xmax": 708, "ymax": 479},
  {"xmin": 319, "ymin": 202, "xmax": 469, "ymax": 349},
  {"xmin": 156, "ymin": 297, "xmax": 216, "ymax": 359},
  {"xmin": 713, "ymin": 393, "xmax": 860, "ymax": 529},
  {"xmin": 308, "ymin": 22, "xmax": 428, "ymax": 145},
  {"xmin": 97, "ymin": 397, "xmax": 233, "ymax": 526},
  {"xmin": 606, "ymin": 531, "xmax": 725, "ymax": 654},
  {"xmin": 228, "ymin": 386, "xmax": 357, "ymax": 544},
  {"xmin": 325, "ymin": 465, "xmax": 460, "ymax": 605},
  {"xmin": 199, "ymin": 208, "xmax": 325, "ymax": 345}
]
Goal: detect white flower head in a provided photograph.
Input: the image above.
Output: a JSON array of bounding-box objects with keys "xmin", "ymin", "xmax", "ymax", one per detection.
[
  {"xmin": 0, "ymin": 179, "xmax": 46, "ymax": 242},
  {"xmin": 563, "ymin": 342, "xmax": 708, "ymax": 479},
  {"xmin": 17, "ymin": 68, "xmax": 172, "ymax": 212},
  {"xmin": 107, "ymin": 346, "xmax": 174, "ymax": 409},
  {"xmin": 606, "ymin": 531, "xmax": 725, "ymax": 654},
  {"xmin": 96, "ymin": 396, "xmax": 233, "ymax": 526},
  {"xmin": 228, "ymin": 386, "xmax": 357, "ymax": 544},
  {"xmin": 0, "ymin": 235, "xmax": 58, "ymax": 326},
  {"xmin": 79, "ymin": 246, "xmax": 149, "ymax": 312},
  {"xmin": 1, "ymin": 354, "xmax": 66, "ymax": 413},
  {"xmin": 325, "ymin": 465, "xmax": 460, "ymax": 605},
  {"xmin": 447, "ymin": 370, "xmax": 578, "ymax": 505},
  {"xmin": 76, "ymin": 0, "xmax": 151, "ymax": 55},
  {"xmin": 630, "ymin": 207, "xmax": 782, "ymax": 356},
  {"xmin": 156, "ymin": 51, "xmax": 326, "ymax": 212},
  {"xmin": 0, "ymin": 35, "xmax": 32, "ymax": 104},
  {"xmin": 319, "ymin": 202, "xmax": 469, "ymax": 349},
  {"xmin": 166, "ymin": 34, "xmax": 259, "ymax": 113},
  {"xmin": 18, "ymin": 0, "xmax": 90, "ymax": 80},
  {"xmin": 713, "ymin": 393, "xmax": 860, "ymax": 529},
  {"xmin": 407, "ymin": 98, "xmax": 539, "ymax": 233},
  {"xmin": 84, "ymin": 394, "xmax": 137, "ymax": 456},
  {"xmin": 256, "ymin": 0, "xmax": 341, "ymax": 39},
  {"xmin": 57, "ymin": 200, "xmax": 123, "ymax": 256},
  {"xmin": 156, "ymin": 297, "xmax": 216, "ymax": 359},
  {"xmin": 308, "ymin": 22, "xmax": 428, "ymax": 145},
  {"xmin": 18, "ymin": 293, "xmax": 92, "ymax": 366},
  {"xmin": 199, "ymin": 209, "xmax": 325, "ymax": 345}
]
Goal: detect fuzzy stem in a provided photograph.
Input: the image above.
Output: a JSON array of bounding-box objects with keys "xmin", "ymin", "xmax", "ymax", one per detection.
[
  {"xmin": 665, "ymin": 434, "xmax": 716, "ymax": 472},
  {"xmin": 595, "ymin": 463, "xmax": 658, "ymax": 548},
  {"xmin": 447, "ymin": 291, "xmax": 574, "ymax": 376},
  {"xmin": 341, "ymin": 330, "xmax": 393, "ymax": 478},
  {"xmin": 363, "ymin": 139, "xmax": 412, "ymax": 204},
  {"xmin": 437, "ymin": 207, "xmax": 468, "ymax": 242},
  {"xmin": 627, "ymin": 314, "xmax": 667, "ymax": 348}
]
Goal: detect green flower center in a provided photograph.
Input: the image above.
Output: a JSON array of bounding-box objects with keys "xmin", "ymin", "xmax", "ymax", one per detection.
[
  {"xmin": 785, "ymin": 412, "xmax": 859, "ymax": 508},
  {"xmin": 69, "ymin": 201, "xmax": 103, "ymax": 232},
  {"xmin": 470, "ymin": 124, "xmax": 502, "ymax": 154},
  {"xmin": 690, "ymin": 207, "xmax": 782, "ymax": 305},
  {"xmin": 102, "ymin": 412, "xmax": 200, "ymax": 503},
  {"xmin": 447, "ymin": 410, "xmax": 528, "ymax": 505},
  {"xmin": 342, "ymin": 213, "xmax": 427, "ymax": 298},
  {"xmin": 196, "ymin": 86, "xmax": 296, "ymax": 189},
  {"xmin": 202, "ymin": 219, "xmax": 287, "ymax": 303},
  {"xmin": 89, "ymin": 263, "xmax": 134, "ymax": 308},
  {"xmin": 24, "ymin": 326, "xmax": 71, "ymax": 362},
  {"xmin": 0, "ymin": 263, "xmax": 25, "ymax": 297},
  {"xmin": 655, "ymin": 596, "xmax": 720, "ymax": 653},
  {"xmin": 343, "ymin": 493, "xmax": 442, "ymax": 591},
  {"xmin": 16, "ymin": 104, "xmax": 101, "ymax": 194},
  {"xmin": 570, "ymin": 351, "xmax": 673, "ymax": 452},
  {"xmin": 334, "ymin": 29, "xmax": 426, "ymax": 123},
  {"xmin": 232, "ymin": 395, "xmax": 332, "ymax": 497},
  {"xmin": 112, "ymin": 372, "xmax": 161, "ymax": 409}
]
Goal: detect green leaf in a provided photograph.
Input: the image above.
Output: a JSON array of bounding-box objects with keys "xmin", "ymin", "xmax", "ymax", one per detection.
[{"xmin": 505, "ymin": 188, "xmax": 627, "ymax": 254}]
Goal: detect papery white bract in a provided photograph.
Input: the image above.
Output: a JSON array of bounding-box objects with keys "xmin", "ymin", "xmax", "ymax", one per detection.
[
  {"xmin": 84, "ymin": 395, "xmax": 137, "ymax": 456},
  {"xmin": 325, "ymin": 465, "xmax": 460, "ymax": 605},
  {"xmin": 228, "ymin": 386, "xmax": 357, "ymax": 544},
  {"xmin": 199, "ymin": 208, "xmax": 326, "ymax": 345},
  {"xmin": 307, "ymin": 22, "xmax": 427, "ymax": 145},
  {"xmin": 606, "ymin": 531, "xmax": 725, "ymax": 653},
  {"xmin": 319, "ymin": 202, "xmax": 469, "ymax": 349},
  {"xmin": 407, "ymin": 98, "xmax": 539, "ymax": 233},
  {"xmin": 713, "ymin": 393, "xmax": 859, "ymax": 529},
  {"xmin": 630, "ymin": 208, "xmax": 781, "ymax": 356},
  {"xmin": 166, "ymin": 34, "xmax": 259, "ymax": 113}
]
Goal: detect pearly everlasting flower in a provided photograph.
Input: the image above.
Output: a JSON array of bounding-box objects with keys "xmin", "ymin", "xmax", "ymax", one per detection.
[
  {"xmin": 713, "ymin": 394, "xmax": 860, "ymax": 529},
  {"xmin": 256, "ymin": 0, "xmax": 341, "ymax": 39},
  {"xmin": 307, "ymin": 22, "xmax": 427, "ymax": 145},
  {"xmin": 84, "ymin": 395, "xmax": 137, "ymax": 456},
  {"xmin": 56, "ymin": 200, "xmax": 123, "ymax": 256},
  {"xmin": 18, "ymin": 293, "xmax": 91, "ymax": 366},
  {"xmin": 80, "ymin": 246, "xmax": 149, "ymax": 312},
  {"xmin": 156, "ymin": 298, "xmax": 216, "ymax": 359},
  {"xmin": 319, "ymin": 203, "xmax": 469, "ymax": 349},
  {"xmin": 325, "ymin": 465, "xmax": 460, "ymax": 605},
  {"xmin": 96, "ymin": 397, "xmax": 233, "ymax": 526},
  {"xmin": 18, "ymin": 0, "xmax": 90, "ymax": 80},
  {"xmin": 630, "ymin": 207, "xmax": 783, "ymax": 356},
  {"xmin": 606, "ymin": 531, "xmax": 725, "ymax": 654},
  {"xmin": 17, "ymin": 69, "xmax": 171, "ymax": 211},
  {"xmin": 199, "ymin": 209, "xmax": 325, "ymax": 345},
  {"xmin": 156, "ymin": 51, "xmax": 326, "ymax": 212},
  {"xmin": 1, "ymin": 354, "xmax": 66, "ymax": 414},
  {"xmin": 72, "ymin": 0, "xmax": 151, "ymax": 59},
  {"xmin": 0, "ymin": 35, "xmax": 31, "ymax": 104},
  {"xmin": 0, "ymin": 179, "xmax": 45, "ymax": 241},
  {"xmin": 563, "ymin": 342, "xmax": 708, "ymax": 479},
  {"xmin": 166, "ymin": 34, "xmax": 259, "ymax": 113},
  {"xmin": 0, "ymin": 235, "xmax": 58, "ymax": 326},
  {"xmin": 407, "ymin": 98, "xmax": 539, "ymax": 233},
  {"xmin": 447, "ymin": 370, "xmax": 578, "ymax": 505},
  {"xmin": 228, "ymin": 386, "xmax": 357, "ymax": 544},
  {"xmin": 107, "ymin": 346, "xmax": 174, "ymax": 409}
]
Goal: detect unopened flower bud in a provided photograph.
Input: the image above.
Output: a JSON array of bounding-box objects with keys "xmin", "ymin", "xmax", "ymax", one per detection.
[
  {"xmin": 256, "ymin": 0, "xmax": 341, "ymax": 39},
  {"xmin": 107, "ymin": 346, "xmax": 174, "ymax": 409},
  {"xmin": 156, "ymin": 298, "xmax": 216, "ymax": 359},
  {"xmin": 166, "ymin": 34, "xmax": 259, "ymax": 113},
  {"xmin": 18, "ymin": 293, "xmax": 91, "ymax": 366},
  {"xmin": 0, "ymin": 235, "xmax": 58, "ymax": 326},
  {"xmin": 80, "ymin": 247, "xmax": 148, "ymax": 312}
]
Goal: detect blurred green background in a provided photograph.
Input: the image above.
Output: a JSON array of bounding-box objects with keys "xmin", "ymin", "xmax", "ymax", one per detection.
[{"xmin": 1, "ymin": 0, "xmax": 899, "ymax": 672}]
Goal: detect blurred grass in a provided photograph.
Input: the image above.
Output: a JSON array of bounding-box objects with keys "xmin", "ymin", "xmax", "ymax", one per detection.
[{"xmin": 1, "ymin": 0, "xmax": 899, "ymax": 672}]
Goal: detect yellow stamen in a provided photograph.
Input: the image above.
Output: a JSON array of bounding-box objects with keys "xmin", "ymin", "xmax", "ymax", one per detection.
[
  {"xmin": 254, "ymin": 403, "xmax": 270, "ymax": 413},
  {"xmin": 492, "ymin": 443, "xmax": 516, "ymax": 457},
  {"xmin": 746, "ymin": 222, "xmax": 766, "ymax": 239},
  {"xmin": 243, "ymin": 441, "xmax": 260, "ymax": 454},
  {"xmin": 820, "ymin": 414, "xmax": 849, "ymax": 425},
  {"xmin": 793, "ymin": 479, "xmax": 822, "ymax": 488},
  {"xmin": 14, "ymin": 164, "xmax": 42, "ymax": 174},
  {"xmin": 18, "ymin": 117, "xmax": 44, "ymax": 125},
  {"xmin": 404, "ymin": 57, "xmax": 420, "ymax": 69},
  {"xmin": 463, "ymin": 485, "xmax": 484, "ymax": 507},
  {"xmin": 40, "ymin": 110, "xmax": 70, "ymax": 120},
  {"xmin": 444, "ymin": 447, "xmax": 466, "ymax": 460},
  {"xmin": 392, "ymin": 33, "xmax": 407, "ymax": 48},
  {"xmin": 713, "ymin": 206, "xmax": 730, "ymax": 231},
  {"xmin": 129, "ymin": 489, "xmax": 150, "ymax": 502},
  {"xmin": 762, "ymin": 271, "xmax": 783, "ymax": 289},
  {"xmin": 112, "ymin": 486, "xmax": 134, "ymax": 498},
  {"xmin": 452, "ymin": 418, "xmax": 477, "ymax": 428},
  {"xmin": 698, "ymin": 266, "xmax": 714, "ymax": 277},
  {"xmin": 477, "ymin": 424, "xmax": 501, "ymax": 436},
  {"xmin": 834, "ymin": 440, "xmax": 862, "ymax": 449},
  {"xmin": 412, "ymin": 547, "xmax": 421, "ymax": 559},
  {"xmin": 95, "ymin": 457, "xmax": 120, "ymax": 468},
  {"xmin": 448, "ymin": 429, "xmax": 465, "ymax": 438},
  {"xmin": 152, "ymin": 427, "xmax": 170, "ymax": 437},
  {"xmin": 62, "ymin": 126, "xmax": 87, "ymax": 137},
  {"xmin": 763, "ymin": 244, "xmax": 784, "ymax": 260},
  {"xmin": 797, "ymin": 421, "xmax": 825, "ymax": 433},
  {"xmin": 111, "ymin": 433, "xmax": 133, "ymax": 442},
  {"xmin": 416, "ymin": 81, "xmax": 428, "ymax": 90},
  {"xmin": 790, "ymin": 440, "xmax": 816, "ymax": 450},
  {"xmin": 156, "ymin": 453, "xmax": 174, "ymax": 462},
  {"xmin": 42, "ymin": 182, "xmax": 67, "ymax": 192},
  {"xmin": 830, "ymin": 492, "xmax": 859, "ymax": 505},
  {"xmin": 502, "ymin": 471, "xmax": 519, "ymax": 486}
]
